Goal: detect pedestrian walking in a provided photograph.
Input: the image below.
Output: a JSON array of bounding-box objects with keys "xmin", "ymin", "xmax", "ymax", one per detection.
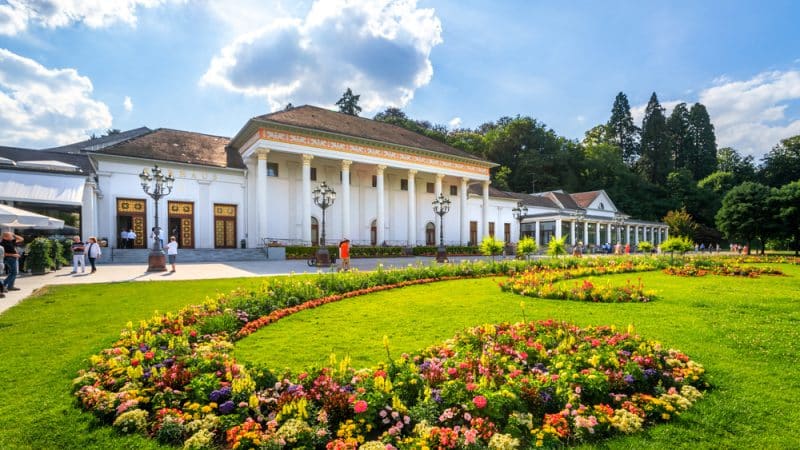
[
  {"xmin": 338, "ymin": 238, "xmax": 351, "ymax": 271},
  {"xmin": 86, "ymin": 237, "xmax": 102, "ymax": 273},
  {"xmin": 71, "ymin": 236, "xmax": 86, "ymax": 273},
  {"xmin": 624, "ymin": 243, "xmax": 630, "ymax": 255},
  {"xmin": 1, "ymin": 232, "xmax": 23, "ymax": 297},
  {"xmin": 166, "ymin": 236, "xmax": 178, "ymax": 272}
]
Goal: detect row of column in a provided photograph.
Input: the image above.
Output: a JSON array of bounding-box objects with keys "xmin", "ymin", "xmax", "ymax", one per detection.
[
  {"xmin": 255, "ymin": 150, "xmax": 490, "ymax": 246},
  {"xmin": 551, "ymin": 219, "xmax": 669, "ymax": 245}
]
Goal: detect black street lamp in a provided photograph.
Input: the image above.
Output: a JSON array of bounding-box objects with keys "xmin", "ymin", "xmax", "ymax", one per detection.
[
  {"xmin": 139, "ymin": 164, "xmax": 175, "ymax": 272},
  {"xmin": 432, "ymin": 193, "xmax": 451, "ymax": 263},
  {"xmin": 511, "ymin": 201, "xmax": 528, "ymax": 240},
  {"xmin": 312, "ymin": 181, "xmax": 336, "ymax": 266}
]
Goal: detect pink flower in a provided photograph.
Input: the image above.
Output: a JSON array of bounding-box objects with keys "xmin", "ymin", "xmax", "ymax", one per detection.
[
  {"xmin": 354, "ymin": 400, "xmax": 368, "ymax": 413},
  {"xmin": 472, "ymin": 395, "xmax": 487, "ymax": 409}
]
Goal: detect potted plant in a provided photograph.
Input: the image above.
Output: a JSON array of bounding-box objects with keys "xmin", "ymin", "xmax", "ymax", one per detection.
[
  {"xmin": 50, "ymin": 240, "xmax": 64, "ymax": 270},
  {"xmin": 26, "ymin": 237, "xmax": 53, "ymax": 275}
]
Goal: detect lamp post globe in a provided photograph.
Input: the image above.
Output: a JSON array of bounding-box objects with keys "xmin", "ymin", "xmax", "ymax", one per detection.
[
  {"xmin": 432, "ymin": 193, "xmax": 451, "ymax": 263},
  {"xmin": 139, "ymin": 164, "xmax": 175, "ymax": 272},
  {"xmin": 312, "ymin": 181, "xmax": 336, "ymax": 267}
]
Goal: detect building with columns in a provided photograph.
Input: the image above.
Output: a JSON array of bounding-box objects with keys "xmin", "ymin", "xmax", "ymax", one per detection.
[{"xmin": 0, "ymin": 105, "xmax": 668, "ymax": 253}]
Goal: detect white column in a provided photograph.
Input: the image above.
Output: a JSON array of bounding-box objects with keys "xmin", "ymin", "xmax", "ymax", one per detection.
[
  {"xmin": 534, "ymin": 220, "xmax": 540, "ymax": 245},
  {"xmin": 198, "ymin": 180, "xmax": 211, "ymax": 248},
  {"xmin": 460, "ymin": 177, "xmax": 468, "ymax": 245},
  {"xmin": 81, "ymin": 181, "xmax": 97, "ymax": 239},
  {"xmin": 665, "ymin": 227, "xmax": 669, "ymax": 241},
  {"xmin": 635, "ymin": 226, "xmax": 640, "ymax": 244},
  {"xmin": 256, "ymin": 149, "xmax": 269, "ymax": 243},
  {"xmin": 625, "ymin": 225, "xmax": 631, "ymax": 244},
  {"xmin": 376, "ymin": 164, "xmax": 386, "ymax": 246},
  {"xmin": 570, "ymin": 220, "xmax": 576, "ymax": 245},
  {"xmin": 302, "ymin": 154, "xmax": 313, "ymax": 245},
  {"xmin": 606, "ymin": 222, "xmax": 612, "ymax": 244},
  {"xmin": 481, "ymin": 180, "xmax": 490, "ymax": 239},
  {"xmin": 435, "ymin": 173, "xmax": 444, "ymax": 197},
  {"xmin": 595, "ymin": 222, "xmax": 601, "ymax": 246},
  {"xmin": 583, "ymin": 222, "xmax": 589, "ymax": 245},
  {"xmin": 555, "ymin": 218, "xmax": 562, "ymax": 239},
  {"xmin": 407, "ymin": 169, "xmax": 417, "ymax": 246},
  {"xmin": 341, "ymin": 160, "xmax": 352, "ymax": 239}
]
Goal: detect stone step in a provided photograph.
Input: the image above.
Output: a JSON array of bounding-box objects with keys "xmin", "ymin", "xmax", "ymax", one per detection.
[{"xmin": 105, "ymin": 248, "xmax": 268, "ymax": 264}]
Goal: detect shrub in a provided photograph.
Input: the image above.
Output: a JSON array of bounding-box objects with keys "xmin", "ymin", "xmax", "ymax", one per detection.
[
  {"xmin": 547, "ymin": 236, "xmax": 568, "ymax": 257},
  {"xmin": 197, "ymin": 311, "xmax": 240, "ymax": 336},
  {"xmin": 50, "ymin": 240, "xmax": 64, "ymax": 269},
  {"xmin": 638, "ymin": 241, "xmax": 654, "ymax": 254},
  {"xmin": 284, "ymin": 246, "xmax": 338, "ymax": 260},
  {"xmin": 662, "ymin": 237, "xmax": 695, "ymax": 261},
  {"xmin": 516, "ymin": 236, "xmax": 537, "ymax": 257},
  {"xmin": 479, "ymin": 236, "xmax": 504, "ymax": 261},
  {"xmin": 25, "ymin": 237, "xmax": 52, "ymax": 274},
  {"xmin": 61, "ymin": 239, "xmax": 73, "ymax": 263}
]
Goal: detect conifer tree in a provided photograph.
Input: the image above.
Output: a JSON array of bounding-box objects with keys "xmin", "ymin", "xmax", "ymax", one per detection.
[
  {"xmin": 336, "ymin": 88, "xmax": 362, "ymax": 116},
  {"xmin": 666, "ymin": 102, "xmax": 692, "ymax": 171},
  {"xmin": 688, "ymin": 103, "xmax": 717, "ymax": 179},
  {"xmin": 606, "ymin": 92, "xmax": 640, "ymax": 166},
  {"xmin": 638, "ymin": 92, "xmax": 671, "ymax": 185}
]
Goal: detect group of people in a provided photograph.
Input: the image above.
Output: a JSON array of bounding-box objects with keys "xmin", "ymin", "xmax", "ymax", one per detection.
[
  {"xmin": 119, "ymin": 228, "xmax": 138, "ymax": 248},
  {"xmin": 69, "ymin": 235, "xmax": 103, "ymax": 274},
  {"xmin": 729, "ymin": 243, "xmax": 749, "ymax": 254}
]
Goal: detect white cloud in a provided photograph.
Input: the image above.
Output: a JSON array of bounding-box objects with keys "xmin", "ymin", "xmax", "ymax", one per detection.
[
  {"xmin": 448, "ymin": 116, "xmax": 462, "ymax": 128},
  {"xmin": 0, "ymin": 0, "xmax": 184, "ymax": 35},
  {"xmin": 123, "ymin": 95, "xmax": 133, "ymax": 112},
  {"xmin": 632, "ymin": 71, "xmax": 800, "ymax": 159},
  {"xmin": 0, "ymin": 48, "xmax": 112, "ymax": 147},
  {"xmin": 201, "ymin": 0, "xmax": 443, "ymax": 113}
]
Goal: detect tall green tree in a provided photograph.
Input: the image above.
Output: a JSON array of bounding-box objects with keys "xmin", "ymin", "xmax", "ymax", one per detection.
[
  {"xmin": 760, "ymin": 135, "xmax": 800, "ymax": 187},
  {"xmin": 606, "ymin": 92, "xmax": 640, "ymax": 166},
  {"xmin": 688, "ymin": 103, "xmax": 718, "ymax": 180},
  {"xmin": 638, "ymin": 92, "xmax": 671, "ymax": 185},
  {"xmin": 771, "ymin": 180, "xmax": 800, "ymax": 255},
  {"xmin": 717, "ymin": 147, "xmax": 756, "ymax": 184},
  {"xmin": 665, "ymin": 103, "xmax": 692, "ymax": 172},
  {"xmin": 336, "ymin": 88, "xmax": 362, "ymax": 116},
  {"xmin": 662, "ymin": 208, "xmax": 698, "ymax": 238},
  {"xmin": 715, "ymin": 182, "xmax": 773, "ymax": 254}
]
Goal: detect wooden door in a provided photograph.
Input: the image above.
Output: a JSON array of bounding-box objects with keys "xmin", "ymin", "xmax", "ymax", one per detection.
[
  {"xmin": 116, "ymin": 198, "xmax": 146, "ymax": 248},
  {"xmin": 213, "ymin": 204, "xmax": 237, "ymax": 248},
  {"xmin": 168, "ymin": 201, "xmax": 194, "ymax": 249}
]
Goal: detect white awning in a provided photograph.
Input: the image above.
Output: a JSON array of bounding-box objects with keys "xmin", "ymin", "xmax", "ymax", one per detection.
[{"xmin": 0, "ymin": 171, "xmax": 86, "ymax": 205}]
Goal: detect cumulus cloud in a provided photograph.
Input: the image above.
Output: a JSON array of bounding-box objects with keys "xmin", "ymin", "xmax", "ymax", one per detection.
[
  {"xmin": 201, "ymin": 0, "xmax": 443, "ymax": 113},
  {"xmin": 0, "ymin": 48, "xmax": 112, "ymax": 147},
  {"xmin": 123, "ymin": 95, "xmax": 133, "ymax": 112},
  {"xmin": 448, "ymin": 116, "xmax": 462, "ymax": 128},
  {"xmin": 632, "ymin": 71, "xmax": 800, "ymax": 159},
  {"xmin": 0, "ymin": 0, "xmax": 182, "ymax": 35}
]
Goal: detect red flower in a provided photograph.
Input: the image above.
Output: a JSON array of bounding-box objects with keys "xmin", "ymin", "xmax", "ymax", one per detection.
[
  {"xmin": 472, "ymin": 395, "xmax": 487, "ymax": 409},
  {"xmin": 353, "ymin": 400, "xmax": 368, "ymax": 413}
]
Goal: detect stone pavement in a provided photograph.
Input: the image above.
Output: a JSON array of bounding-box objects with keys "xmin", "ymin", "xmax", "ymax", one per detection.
[{"xmin": 0, "ymin": 255, "xmax": 498, "ymax": 315}]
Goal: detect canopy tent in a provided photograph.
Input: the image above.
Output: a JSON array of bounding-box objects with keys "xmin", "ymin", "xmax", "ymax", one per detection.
[
  {"xmin": 0, "ymin": 172, "xmax": 85, "ymax": 205},
  {"xmin": 0, "ymin": 204, "xmax": 66, "ymax": 230}
]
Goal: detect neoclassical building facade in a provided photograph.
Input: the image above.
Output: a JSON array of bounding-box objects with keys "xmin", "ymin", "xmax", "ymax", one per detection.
[{"xmin": 0, "ymin": 106, "xmax": 667, "ymax": 252}]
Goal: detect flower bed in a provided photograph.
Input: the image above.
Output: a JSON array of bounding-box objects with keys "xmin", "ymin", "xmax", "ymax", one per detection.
[
  {"xmin": 662, "ymin": 263, "xmax": 784, "ymax": 278},
  {"xmin": 75, "ymin": 318, "xmax": 707, "ymax": 449}
]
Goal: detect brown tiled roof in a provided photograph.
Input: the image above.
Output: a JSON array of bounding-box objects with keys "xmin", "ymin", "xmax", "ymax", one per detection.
[
  {"xmin": 98, "ymin": 129, "xmax": 244, "ymax": 169},
  {"xmin": 256, "ymin": 105, "xmax": 489, "ymax": 163},
  {"xmin": 544, "ymin": 191, "xmax": 581, "ymax": 210},
  {"xmin": 570, "ymin": 191, "xmax": 601, "ymax": 208}
]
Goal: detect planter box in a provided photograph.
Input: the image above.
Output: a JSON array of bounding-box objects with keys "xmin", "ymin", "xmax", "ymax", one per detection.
[{"xmin": 267, "ymin": 247, "xmax": 286, "ymax": 260}]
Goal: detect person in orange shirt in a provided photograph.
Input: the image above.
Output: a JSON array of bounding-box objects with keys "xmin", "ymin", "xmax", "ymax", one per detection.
[
  {"xmin": 624, "ymin": 243, "xmax": 631, "ymax": 255},
  {"xmin": 339, "ymin": 238, "xmax": 351, "ymax": 271}
]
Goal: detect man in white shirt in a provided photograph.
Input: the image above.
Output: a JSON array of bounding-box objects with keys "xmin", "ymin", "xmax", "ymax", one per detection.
[
  {"xmin": 120, "ymin": 229, "xmax": 129, "ymax": 249},
  {"xmin": 128, "ymin": 229, "xmax": 137, "ymax": 248}
]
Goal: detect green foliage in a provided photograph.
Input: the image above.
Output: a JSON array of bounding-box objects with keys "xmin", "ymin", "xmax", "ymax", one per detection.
[
  {"xmin": 771, "ymin": 180, "xmax": 800, "ymax": 255},
  {"xmin": 716, "ymin": 182, "xmax": 774, "ymax": 254},
  {"xmin": 479, "ymin": 236, "xmax": 504, "ymax": 260},
  {"xmin": 25, "ymin": 237, "xmax": 52, "ymax": 274},
  {"xmin": 638, "ymin": 241, "xmax": 654, "ymax": 253},
  {"xmin": 760, "ymin": 135, "xmax": 800, "ymax": 187},
  {"xmin": 516, "ymin": 236, "xmax": 537, "ymax": 255},
  {"xmin": 198, "ymin": 311, "xmax": 240, "ymax": 336},
  {"xmin": 638, "ymin": 92, "xmax": 671, "ymax": 185},
  {"xmin": 547, "ymin": 236, "xmax": 568, "ymax": 257},
  {"xmin": 662, "ymin": 208, "xmax": 698, "ymax": 238},
  {"xmin": 666, "ymin": 102, "xmax": 692, "ymax": 171},
  {"xmin": 411, "ymin": 246, "xmax": 481, "ymax": 256},
  {"xmin": 50, "ymin": 240, "xmax": 64, "ymax": 269},
  {"xmin": 661, "ymin": 236, "xmax": 694, "ymax": 256},
  {"xmin": 717, "ymin": 147, "xmax": 756, "ymax": 184},
  {"xmin": 335, "ymin": 87, "xmax": 362, "ymax": 116},
  {"xmin": 284, "ymin": 246, "xmax": 339, "ymax": 259},
  {"xmin": 61, "ymin": 238, "xmax": 73, "ymax": 263},
  {"xmin": 688, "ymin": 103, "xmax": 718, "ymax": 180},
  {"xmin": 607, "ymin": 92, "xmax": 640, "ymax": 166}
]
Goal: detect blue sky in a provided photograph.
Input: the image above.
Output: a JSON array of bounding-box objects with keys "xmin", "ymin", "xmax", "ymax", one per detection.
[{"xmin": 1, "ymin": 0, "xmax": 799, "ymax": 160}]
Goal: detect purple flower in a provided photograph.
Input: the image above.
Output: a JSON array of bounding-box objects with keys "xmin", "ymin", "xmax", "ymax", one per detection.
[
  {"xmin": 219, "ymin": 401, "xmax": 236, "ymax": 415},
  {"xmin": 624, "ymin": 375, "xmax": 635, "ymax": 384}
]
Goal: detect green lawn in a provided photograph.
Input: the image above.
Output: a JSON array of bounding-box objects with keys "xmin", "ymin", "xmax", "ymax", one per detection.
[{"xmin": 0, "ymin": 266, "xmax": 798, "ymax": 449}]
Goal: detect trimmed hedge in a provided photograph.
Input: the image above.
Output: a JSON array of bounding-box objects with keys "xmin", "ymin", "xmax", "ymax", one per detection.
[
  {"xmin": 284, "ymin": 245, "xmax": 483, "ymax": 259},
  {"xmin": 412, "ymin": 245, "xmax": 482, "ymax": 256},
  {"xmin": 284, "ymin": 246, "xmax": 339, "ymax": 260}
]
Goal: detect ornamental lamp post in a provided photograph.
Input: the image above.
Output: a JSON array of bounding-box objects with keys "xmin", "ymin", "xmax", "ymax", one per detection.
[
  {"xmin": 614, "ymin": 213, "xmax": 625, "ymax": 245},
  {"xmin": 139, "ymin": 164, "xmax": 175, "ymax": 272},
  {"xmin": 312, "ymin": 181, "xmax": 336, "ymax": 267},
  {"xmin": 432, "ymin": 193, "xmax": 451, "ymax": 263},
  {"xmin": 511, "ymin": 201, "xmax": 528, "ymax": 240},
  {"xmin": 571, "ymin": 210, "xmax": 586, "ymax": 245}
]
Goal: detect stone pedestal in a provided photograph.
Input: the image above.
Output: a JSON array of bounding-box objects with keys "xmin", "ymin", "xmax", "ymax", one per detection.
[{"xmin": 147, "ymin": 251, "xmax": 167, "ymax": 272}]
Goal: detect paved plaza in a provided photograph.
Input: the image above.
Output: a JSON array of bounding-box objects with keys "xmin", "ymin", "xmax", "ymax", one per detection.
[{"xmin": 0, "ymin": 255, "xmax": 500, "ymax": 314}]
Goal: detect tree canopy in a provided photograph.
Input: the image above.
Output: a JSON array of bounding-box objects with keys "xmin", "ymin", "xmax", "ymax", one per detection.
[{"xmin": 336, "ymin": 88, "xmax": 362, "ymax": 116}]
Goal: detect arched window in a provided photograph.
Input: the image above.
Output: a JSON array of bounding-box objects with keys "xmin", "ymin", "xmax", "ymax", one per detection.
[
  {"xmin": 599, "ymin": 202, "xmax": 605, "ymax": 210},
  {"xmin": 425, "ymin": 222, "xmax": 436, "ymax": 246},
  {"xmin": 370, "ymin": 220, "xmax": 377, "ymax": 246},
  {"xmin": 311, "ymin": 217, "xmax": 319, "ymax": 246}
]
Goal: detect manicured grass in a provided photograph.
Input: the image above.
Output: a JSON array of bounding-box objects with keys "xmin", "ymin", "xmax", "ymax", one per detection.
[
  {"xmin": 1, "ymin": 266, "xmax": 798, "ymax": 448},
  {"xmin": 0, "ymin": 278, "xmax": 265, "ymax": 450},
  {"xmin": 236, "ymin": 266, "xmax": 800, "ymax": 449}
]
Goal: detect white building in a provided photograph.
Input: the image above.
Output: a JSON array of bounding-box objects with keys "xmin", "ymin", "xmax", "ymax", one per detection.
[{"xmin": 0, "ymin": 106, "xmax": 667, "ymax": 255}]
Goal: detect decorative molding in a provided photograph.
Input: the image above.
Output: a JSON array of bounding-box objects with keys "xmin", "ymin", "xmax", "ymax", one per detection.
[
  {"xmin": 302, "ymin": 154, "xmax": 314, "ymax": 165},
  {"xmin": 376, "ymin": 164, "xmax": 387, "ymax": 173},
  {"xmin": 408, "ymin": 169, "xmax": 418, "ymax": 176},
  {"xmin": 259, "ymin": 127, "xmax": 489, "ymax": 176},
  {"xmin": 256, "ymin": 148, "xmax": 270, "ymax": 159},
  {"xmin": 341, "ymin": 159, "xmax": 353, "ymax": 169}
]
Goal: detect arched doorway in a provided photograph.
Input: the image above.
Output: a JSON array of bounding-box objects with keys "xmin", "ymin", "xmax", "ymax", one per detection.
[
  {"xmin": 425, "ymin": 222, "xmax": 436, "ymax": 246},
  {"xmin": 311, "ymin": 217, "xmax": 319, "ymax": 246},
  {"xmin": 370, "ymin": 219, "xmax": 377, "ymax": 246}
]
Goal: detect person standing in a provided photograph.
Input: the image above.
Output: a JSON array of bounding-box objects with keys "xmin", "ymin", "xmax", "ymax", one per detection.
[
  {"xmin": 2, "ymin": 232, "xmax": 23, "ymax": 296},
  {"xmin": 166, "ymin": 236, "xmax": 178, "ymax": 272},
  {"xmin": 127, "ymin": 228, "xmax": 136, "ymax": 248},
  {"xmin": 86, "ymin": 237, "xmax": 101, "ymax": 273},
  {"xmin": 120, "ymin": 229, "xmax": 129, "ymax": 249},
  {"xmin": 71, "ymin": 236, "xmax": 86, "ymax": 274},
  {"xmin": 339, "ymin": 238, "xmax": 351, "ymax": 271}
]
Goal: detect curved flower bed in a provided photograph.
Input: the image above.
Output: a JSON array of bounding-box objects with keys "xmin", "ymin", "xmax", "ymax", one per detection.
[
  {"xmin": 75, "ymin": 317, "xmax": 707, "ymax": 449},
  {"xmin": 662, "ymin": 263, "xmax": 783, "ymax": 278}
]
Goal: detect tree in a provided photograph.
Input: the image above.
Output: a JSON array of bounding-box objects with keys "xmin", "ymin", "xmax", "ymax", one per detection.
[
  {"xmin": 661, "ymin": 236, "xmax": 694, "ymax": 262},
  {"xmin": 479, "ymin": 236, "xmax": 504, "ymax": 262},
  {"xmin": 516, "ymin": 236, "xmax": 537, "ymax": 258},
  {"xmin": 715, "ymin": 182, "xmax": 773, "ymax": 254},
  {"xmin": 665, "ymin": 169, "xmax": 717, "ymax": 225},
  {"xmin": 638, "ymin": 93, "xmax": 671, "ymax": 185},
  {"xmin": 717, "ymin": 147, "xmax": 756, "ymax": 184},
  {"xmin": 665, "ymin": 103, "xmax": 692, "ymax": 172},
  {"xmin": 606, "ymin": 92, "xmax": 640, "ymax": 166},
  {"xmin": 336, "ymin": 88, "xmax": 362, "ymax": 116},
  {"xmin": 662, "ymin": 208, "xmax": 698, "ymax": 238},
  {"xmin": 547, "ymin": 236, "xmax": 568, "ymax": 257},
  {"xmin": 373, "ymin": 107, "xmax": 406, "ymax": 123},
  {"xmin": 688, "ymin": 103, "xmax": 718, "ymax": 180},
  {"xmin": 760, "ymin": 135, "xmax": 800, "ymax": 187},
  {"xmin": 771, "ymin": 180, "xmax": 800, "ymax": 255}
]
